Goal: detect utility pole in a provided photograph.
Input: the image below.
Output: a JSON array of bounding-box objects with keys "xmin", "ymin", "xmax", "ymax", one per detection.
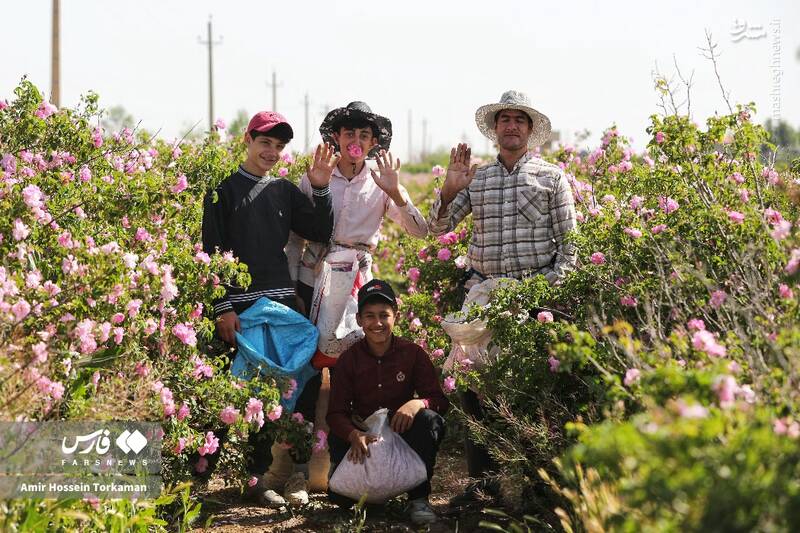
[
  {"xmin": 267, "ymin": 70, "xmax": 282, "ymax": 112},
  {"xmin": 407, "ymin": 110, "xmax": 413, "ymax": 164},
  {"xmin": 198, "ymin": 16, "xmax": 222, "ymax": 131},
  {"xmin": 303, "ymin": 93, "xmax": 310, "ymax": 152},
  {"xmin": 51, "ymin": 0, "xmax": 60, "ymax": 107},
  {"xmin": 422, "ymin": 118, "xmax": 428, "ymax": 160}
]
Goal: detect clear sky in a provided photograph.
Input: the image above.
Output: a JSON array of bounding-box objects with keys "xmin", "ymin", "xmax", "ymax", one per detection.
[{"xmin": 4, "ymin": 0, "xmax": 798, "ymax": 159}]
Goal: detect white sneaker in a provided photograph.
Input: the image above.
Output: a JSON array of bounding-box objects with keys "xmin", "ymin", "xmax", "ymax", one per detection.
[
  {"xmin": 408, "ymin": 497, "xmax": 437, "ymax": 525},
  {"xmin": 258, "ymin": 488, "xmax": 287, "ymax": 508},
  {"xmin": 283, "ymin": 472, "xmax": 309, "ymax": 506}
]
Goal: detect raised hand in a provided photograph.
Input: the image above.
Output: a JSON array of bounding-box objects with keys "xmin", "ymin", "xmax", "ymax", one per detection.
[
  {"xmin": 441, "ymin": 143, "xmax": 477, "ymax": 205},
  {"xmin": 306, "ymin": 142, "xmax": 341, "ymax": 188},
  {"xmin": 370, "ymin": 150, "xmax": 405, "ymax": 206}
]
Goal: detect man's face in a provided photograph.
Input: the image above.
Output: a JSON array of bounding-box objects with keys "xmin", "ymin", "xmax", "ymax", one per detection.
[
  {"xmin": 356, "ymin": 301, "xmax": 397, "ymax": 348},
  {"xmin": 494, "ymin": 110, "xmax": 532, "ymax": 151},
  {"xmin": 333, "ymin": 127, "xmax": 378, "ymax": 164},
  {"xmin": 244, "ymin": 133, "xmax": 286, "ymax": 174}
]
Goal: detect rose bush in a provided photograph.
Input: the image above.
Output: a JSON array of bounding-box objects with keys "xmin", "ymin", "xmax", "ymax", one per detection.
[{"xmin": 0, "ymin": 80, "xmax": 313, "ymax": 529}]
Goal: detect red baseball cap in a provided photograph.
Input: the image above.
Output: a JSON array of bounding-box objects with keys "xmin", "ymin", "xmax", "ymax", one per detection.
[{"xmin": 246, "ymin": 111, "xmax": 294, "ymax": 140}]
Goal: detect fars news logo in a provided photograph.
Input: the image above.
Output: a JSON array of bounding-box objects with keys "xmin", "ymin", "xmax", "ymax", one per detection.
[{"xmin": 60, "ymin": 428, "xmax": 150, "ymax": 467}]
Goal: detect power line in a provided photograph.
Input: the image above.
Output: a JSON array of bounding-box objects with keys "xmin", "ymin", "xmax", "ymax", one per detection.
[{"xmin": 198, "ymin": 15, "xmax": 222, "ymax": 132}]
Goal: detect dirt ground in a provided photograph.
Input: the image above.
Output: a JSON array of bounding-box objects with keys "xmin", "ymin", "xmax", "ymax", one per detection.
[{"xmin": 192, "ymin": 441, "xmax": 496, "ymax": 532}]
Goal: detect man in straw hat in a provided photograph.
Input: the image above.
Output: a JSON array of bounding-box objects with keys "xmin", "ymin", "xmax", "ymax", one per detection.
[{"xmin": 428, "ymin": 90, "xmax": 577, "ymax": 505}]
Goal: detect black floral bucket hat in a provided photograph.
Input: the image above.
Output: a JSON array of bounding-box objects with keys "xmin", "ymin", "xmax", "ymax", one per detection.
[{"xmin": 319, "ymin": 101, "xmax": 392, "ymax": 157}]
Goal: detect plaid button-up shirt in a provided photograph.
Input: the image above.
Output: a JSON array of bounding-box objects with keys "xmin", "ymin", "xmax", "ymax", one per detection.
[{"xmin": 429, "ymin": 153, "xmax": 577, "ymax": 282}]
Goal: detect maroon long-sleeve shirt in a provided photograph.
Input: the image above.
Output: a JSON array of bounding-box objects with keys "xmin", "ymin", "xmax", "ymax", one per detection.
[{"xmin": 326, "ymin": 335, "xmax": 450, "ymax": 441}]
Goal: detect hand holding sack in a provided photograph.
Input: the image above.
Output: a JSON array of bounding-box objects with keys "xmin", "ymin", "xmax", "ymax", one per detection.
[{"xmin": 328, "ymin": 408, "xmax": 427, "ymax": 503}]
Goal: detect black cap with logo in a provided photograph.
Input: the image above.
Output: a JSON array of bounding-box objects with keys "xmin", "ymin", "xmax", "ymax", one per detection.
[{"xmin": 357, "ymin": 279, "xmax": 397, "ymax": 311}]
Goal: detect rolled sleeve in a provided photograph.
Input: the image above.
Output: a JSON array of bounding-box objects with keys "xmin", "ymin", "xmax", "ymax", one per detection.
[
  {"xmin": 550, "ymin": 171, "xmax": 578, "ymax": 280},
  {"xmin": 428, "ymin": 188, "xmax": 471, "ymax": 236}
]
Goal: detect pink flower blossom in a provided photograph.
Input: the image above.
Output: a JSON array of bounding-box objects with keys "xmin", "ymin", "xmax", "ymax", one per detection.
[
  {"xmin": 709, "ymin": 290, "xmax": 727, "ymax": 309},
  {"xmin": 650, "ymin": 224, "xmax": 667, "ymax": 234},
  {"xmin": 432, "ymin": 165, "xmax": 445, "ymax": 177},
  {"xmin": 170, "ymin": 174, "xmax": 188, "ymax": 194},
  {"xmin": 346, "ymin": 144, "xmax": 363, "ymax": 158},
  {"xmin": 197, "ymin": 431, "xmax": 219, "ymax": 456},
  {"xmin": 32, "ymin": 341, "xmax": 48, "ymax": 363},
  {"xmin": 407, "ymin": 267, "xmax": 421, "ymax": 282},
  {"xmin": 173, "ymin": 323, "xmax": 197, "ymax": 346},
  {"xmin": 537, "ymin": 311, "xmax": 554, "ymax": 323},
  {"xmin": 655, "ymin": 131, "xmax": 666, "ymax": 144},
  {"xmin": 623, "ymin": 368, "xmax": 641, "ymax": 386},
  {"xmin": 244, "ymin": 398, "xmax": 265, "ymax": 428},
  {"xmin": 623, "ymin": 227, "xmax": 642, "ymax": 239},
  {"xmin": 12, "ymin": 219, "xmax": 30, "ymax": 241},
  {"xmin": 291, "ymin": 412, "xmax": 305, "ymax": 423},
  {"xmin": 248, "ymin": 476, "xmax": 259, "ymax": 487},
  {"xmin": 143, "ymin": 318, "xmax": 158, "ymax": 335},
  {"xmin": 278, "ymin": 167, "xmax": 289, "ymax": 177},
  {"xmin": 282, "ymin": 378, "xmax": 298, "ymax": 400},
  {"xmin": 281, "ymin": 152, "xmax": 294, "ymax": 164},
  {"xmin": 220, "ymin": 406, "xmax": 239, "ymax": 425},
  {"xmin": 195, "ymin": 457, "xmax": 209, "ymax": 473},
  {"xmin": 687, "ymin": 319, "xmax": 705, "ymax": 331},
  {"xmin": 590, "ymin": 252, "xmax": 605, "ymax": 265},
  {"xmin": 177, "ymin": 403, "xmax": 190, "ymax": 421},
  {"xmin": 431, "ymin": 348, "xmax": 445, "ymax": 359},
  {"xmin": 728, "ymin": 172, "xmax": 745, "ymax": 184},
  {"xmin": 437, "ymin": 231, "xmax": 459, "ymax": 245},
  {"xmin": 313, "ymin": 429, "xmax": 328, "ymax": 453},
  {"xmin": 214, "ymin": 118, "xmax": 226, "ymax": 130},
  {"xmin": 161, "ymin": 265, "xmax": 179, "ymax": 302},
  {"xmin": 111, "ymin": 312, "xmax": 125, "ymax": 324},
  {"xmin": 713, "ymin": 375, "xmax": 738, "ymax": 408},
  {"xmin": 11, "ymin": 299, "xmax": 31, "ymax": 321},
  {"xmin": 191, "ymin": 355, "xmax": 213, "ymax": 379},
  {"xmin": 437, "ymin": 248, "xmax": 452, "ymax": 261},
  {"xmin": 443, "ymin": 376, "xmax": 456, "ymax": 393},
  {"xmin": 786, "ymin": 249, "xmax": 800, "ymax": 275},
  {"xmin": 676, "ymin": 400, "xmax": 708, "ymax": 419},
  {"xmin": 22, "ymin": 184, "xmax": 44, "ymax": 209},
  {"xmin": 728, "ymin": 210, "xmax": 745, "ymax": 224},
  {"xmin": 739, "ymin": 189, "xmax": 750, "ymax": 203},
  {"xmin": 692, "ymin": 330, "xmax": 727, "ymax": 357},
  {"xmin": 126, "ymin": 299, "xmax": 142, "ymax": 318},
  {"xmin": 548, "ymin": 356, "xmax": 560, "ymax": 372},
  {"xmin": 454, "ymin": 255, "xmax": 468, "ymax": 269},
  {"xmin": 658, "ymin": 196, "xmax": 679, "ymax": 214},
  {"xmin": 779, "ymin": 284, "xmax": 794, "ymax": 299},
  {"xmin": 35, "ymin": 101, "xmax": 57, "ymax": 119},
  {"xmin": 620, "ymin": 295, "xmax": 638, "ymax": 307},
  {"xmin": 771, "ymin": 220, "xmax": 792, "ymax": 240},
  {"xmin": 134, "ymin": 361, "xmax": 150, "ymax": 378},
  {"xmin": 113, "ymin": 327, "xmax": 124, "ymax": 344},
  {"xmin": 173, "ymin": 437, "xmax": 186, "ymax": 454},
  {"xmin": 628, "ymin": 195, "xmax": 644, "ymax": 210},
  {"xmin": 267, "ymin": 403, "xmax": 283, "ymax": 422}
]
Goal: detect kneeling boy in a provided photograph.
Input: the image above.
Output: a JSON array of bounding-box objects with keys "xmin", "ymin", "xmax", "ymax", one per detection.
[{"xmin": 326, "ymin": 279, "xmax": 449, "ymax": 526}]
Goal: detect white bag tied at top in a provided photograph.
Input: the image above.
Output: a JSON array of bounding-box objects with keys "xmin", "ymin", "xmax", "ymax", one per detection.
[
  {"xmin": 441, "ymin": 277, "xmax": 516, "ymax": 373},
  {"xmin": 328, "ymin": 408, "xmax": 428, "ymax": 503},
  {"xmin": 309, "ymin": 248, "xmax": 371, "ymax": 359}
]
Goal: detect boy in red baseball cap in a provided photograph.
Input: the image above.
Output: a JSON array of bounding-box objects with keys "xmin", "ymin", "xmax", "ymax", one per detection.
[{"xmin": 201, "ymin": 111, "xmax": 338, "ymax": 505}]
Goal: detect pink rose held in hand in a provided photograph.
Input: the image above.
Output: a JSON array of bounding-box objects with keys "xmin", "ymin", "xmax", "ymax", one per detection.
[{"xmin": 346, "ymin": 144, "xmax": 363, "ymax": 158}]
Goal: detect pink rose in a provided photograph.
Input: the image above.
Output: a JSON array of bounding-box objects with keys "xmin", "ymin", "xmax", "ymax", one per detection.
[
  {"xmin": 692, "ymin": 330, "xmax": 727, "ymax": 357},
  {"xmin": 173, "ymin": 437, "xmax": 186, "ymax": 454},
  {"xmin": 655, "ymin": 131, "xmax": 666, "ymax": 143},
  {"xmin": 548, "ymin": 356, "xmax": 560, "ymax": 372},
  {"xmin": 197, "ymin": 431, "xmax": 219, "ymax": 456},
  {"xmin": 244, "ymin": 398, "xmax": 264, "ymax": 428},
  {"xmin": 779, "ymin": 284, "xmax": 794, "ymax": 299},
  {"xmin": 537, "ymin": 311, "xmax": 554, "ymax": 323},
  {"xmin": 620, "ymin": 295, "xmax": 638, "ymax": 307},
  {"xmin": 432, "ymin": 165, "xmax": 445, "ymax": 177},
  {"xmin": 214, "ymin": 118, "xmax": 226, "ymax": 130},
  {"xmin": 623, "ymin": 227, "xmax": 642, "ymax": 239},
  {"xmin": 709, "ymin": 290, "xmax": 727, "ymax": 309},
  {"xmin": 407, "ymin": 267, "xmax": 421, "ymax": 282},
  {"xmin": 728, "ymin": 211, "xmax": 745, "ymax": 224},
  {"xmin": 687, "ymin": 318, "xmax": 705, "ymax": 331},
  {"xmin": 170, "ymin": 174, "xmax": 188, "ymax": 194},
  {"xmin": 220, "ymin": 406, "xmax": 239, "ymax": 425},
  {"xmin": 651, "ymin": 224, "xmax": 667, "ymax": 234},
  {"xmin": 313, "ymin": 430, "xmax": 328, "ymax": 453},
  {"xmin": 431, "ymin": 348, "xmax": 445, "ymax": 359},
  {"xmin": 248, "ymin": 476, "xmax": 259, "ymax": 488},
  {"xmin": 278, "ymin": 167, "xmax": 289, "ymax": 177},
  {"xmin": 623, "ymin": 368, "xmax": 641, "ymax": 386},
  {"xmin": 442, "ymin": 376, "xmax": 456, "ymax": 393},
  {"xmin": 267, "ymin": 403, "xmax": 283, "ymax": 422},
  {"xmin": 658, "ymin": 196, "xmax": 679, "ymax": 214},
  {"xmin": 346, "ymin": 144, "xmax": 363, "ymax": 158},
  {"xmin": 437, "ymin": 248, "xmax": 452, "ymax": 261},
  {"xmin": 177, "ymin": 402, "xmax": 190, "ymax": 421},
  {"xmin": 195, "ymin": 457, "xmax": 209, "ymax": 473},
  {"xmin": 590, "ymin": 252, "xmax": 605, "ymax": 265}
]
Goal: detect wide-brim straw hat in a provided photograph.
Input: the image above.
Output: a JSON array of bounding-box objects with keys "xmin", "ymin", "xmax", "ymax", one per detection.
[
  {"xmin": 319, "ymin": 101, "xmax": 392, "ymax": 157},
  {"xmin": 475, "ymin": 90, "xmax": 551, "ymax": 149}
]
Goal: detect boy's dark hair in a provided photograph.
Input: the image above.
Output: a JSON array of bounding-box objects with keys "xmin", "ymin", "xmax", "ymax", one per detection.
[
  {"xmin": 494, "ymin": 110, "xmax": 533, "ymax": 128},
  {"xmin": 333, "ymin": 116, "xmax": 378, "ymax": 138},
  {"xmin": 250, "ymin": 124, "xmax": 293, "ymax": 143}
]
